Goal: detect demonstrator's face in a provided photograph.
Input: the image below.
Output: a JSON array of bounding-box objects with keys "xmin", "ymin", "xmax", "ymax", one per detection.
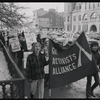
[
  {"xmin": 35, "ymin": 43, "xmax": 41, "ymax": 53},
  {"xmin": 92, "ymin": 45, "xmax": 98, "ymax": 51}
]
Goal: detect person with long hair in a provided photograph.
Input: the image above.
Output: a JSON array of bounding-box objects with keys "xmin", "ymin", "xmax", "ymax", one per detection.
[{"xmin": 26, "ymin": 42, "xmax": 49, "ymax": 98}]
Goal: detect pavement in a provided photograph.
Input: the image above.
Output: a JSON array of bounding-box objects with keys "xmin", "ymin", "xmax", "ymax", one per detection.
[{"xmin": 6, "ymin": 46, "xmax": 100, "ymax": 99}]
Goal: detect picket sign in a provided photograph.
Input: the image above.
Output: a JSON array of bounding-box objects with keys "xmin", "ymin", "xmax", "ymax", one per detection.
[
  {"xmin": 9, "ymin": 36, "xmax": 21, "ymax": 52},
  {"xmin": 23, "ymin": 52, "xmax": 33, "ymax": 69},
  {"xmin": 24, "ymin": 31, "xmax": 37, "ymax": 50}
]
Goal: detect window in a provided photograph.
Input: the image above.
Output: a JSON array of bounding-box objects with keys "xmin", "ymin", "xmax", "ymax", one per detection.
[
  {"xmin": 73, "ymin": 25, "xmax": 76, "ymax": 31},
  {"xmin": 82, "ymin": 24, "xmax": 88, "ymax": 32},
  {"xmin": 86, "ymin": 24, "xmax": 88, "ymax": 32},
  {"xmin": 98, "ymin": 3, "xmax": 99, "ymax": 7},
  {"xmin": 93, "ymin": 3, "xmax": 95, "ymax": 8},
  {"xmin": 82, "ymin": 25, "xmax": 85, "ymax": 31},
  {"xmin": 76, "ymin": 6, "xmax": 78, "ymax": 10},
  {"xmin": 79, "ymin": 5, "xmax": 81, "ymax": 9},
  {"xmin": 73, "ymin": 16, "xmax": 76, "ymax": 21},
  {"xmin": 91, "ymin": 12, "xmax": 96, "ymax": 19},
  {"xmin": 68, "ymin": 5, "xmax": 70, "ymax": 12},
  {"xmin": 99, "ymin": 24, "xmax": 100, "ymax": 30},
  {"xmin": 83, "ymin": 14, "xmax": 88, "ymax": 20},
  {"xmin": 89, "ymin": 3, "xmax": 90, "ymax": 9},
  {"xmin": 67, "ymin": 25, "xmax": 70, "ymax": 31},
  {"xmin": 85, "ymin": 3, "xmax": 86, "ymax": 9},
  {"xmin": 78, "ymin": 25, "xmax": 81, "ymax": 31},
  {"xmin": 68, "ymin": 16, "xmax": 70, "ymax": 22},
  {"xmin": 79, "ymin": 15, "xmax": 81, "ymax": 21}
]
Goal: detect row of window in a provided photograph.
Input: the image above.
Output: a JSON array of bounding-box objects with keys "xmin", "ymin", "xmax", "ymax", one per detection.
[
  {"xmin": 40, "ymin": 28, "xmax": 64, "ymax": 31},
  {"xmin": 73, "ymin": 24, "xmax": 88, "ymax": 32},
  {"xmin": 67, "ymin": 24, "xmax": 100, "ymax": 32},
  {"xmin": 85, "ymin": 3, "xmax": 100, "ymax": 10},
  {"xmin": 83, "ymin": 12, "xmax": 96, "ymax": 21},
  {"xmin": 72, "ymin": 12, "xmax": 97, "ymax": 22},
  {"xmin": 72, "ymin": 24, "xmax": 100, "ymax": 32}
]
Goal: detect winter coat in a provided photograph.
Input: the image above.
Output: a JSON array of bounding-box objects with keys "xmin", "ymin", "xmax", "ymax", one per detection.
[
  {"xmin": 26, "ymin": 52, "xmax": 48, "ymax": 80},
  {"xmin": 91, "ymin": 50, "xmax": 100, "ymax": 70}
]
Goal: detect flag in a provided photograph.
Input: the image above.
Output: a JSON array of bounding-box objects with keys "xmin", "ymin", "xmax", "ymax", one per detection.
[{"xmin": 49, "ymin": 32, "xmax": 97, "ymax": 88}]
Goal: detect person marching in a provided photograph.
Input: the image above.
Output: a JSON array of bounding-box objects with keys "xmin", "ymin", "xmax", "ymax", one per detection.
[
  {"xmin": 26, "ymin": 42, "xmax": 49, "ymax": 98},
  {"xmin": 86, "ymin": 41, "xmax": 100, "ymax": 98}
]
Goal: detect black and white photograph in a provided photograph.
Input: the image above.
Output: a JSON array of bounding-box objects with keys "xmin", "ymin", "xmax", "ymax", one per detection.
[{"xmin": 0, "ymin": 2, "xmax": 100, "ymax": 99}]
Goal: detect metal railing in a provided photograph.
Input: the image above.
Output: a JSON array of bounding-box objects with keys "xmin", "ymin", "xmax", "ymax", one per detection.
[{"xmin": 0, "ymin": 40, "xmax": 25, "ymax": 98}]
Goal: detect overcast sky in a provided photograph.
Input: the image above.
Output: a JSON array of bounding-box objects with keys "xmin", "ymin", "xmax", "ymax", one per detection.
[{"xmin": 16, "ymin": 2, "xmax": 64, "ymax": 18}]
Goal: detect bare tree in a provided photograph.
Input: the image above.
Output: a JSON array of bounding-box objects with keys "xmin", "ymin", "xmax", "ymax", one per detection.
[{"xmin": 0, "ymin": 2, "xmax": 28, "ymax": 29}]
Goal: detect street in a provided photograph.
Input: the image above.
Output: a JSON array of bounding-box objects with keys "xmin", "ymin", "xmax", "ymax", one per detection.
[{"xmin": 24, "ymin": 74, "xmax": 100, "ymax": 98}]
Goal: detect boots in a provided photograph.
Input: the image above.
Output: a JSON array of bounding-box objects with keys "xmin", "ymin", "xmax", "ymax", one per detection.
[{"xmin": 30, "ymin": 93, "xmax": 34, "ymax": 98}]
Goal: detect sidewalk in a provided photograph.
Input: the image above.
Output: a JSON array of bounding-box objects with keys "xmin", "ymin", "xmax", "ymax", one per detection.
[{"xmin": 6, "ymin": 46, "xmax": 100, "ymax": 99}]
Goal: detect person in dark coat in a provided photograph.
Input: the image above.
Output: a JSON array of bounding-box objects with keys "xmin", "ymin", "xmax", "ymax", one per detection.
[
  {"xmin": 0, "ymin": 31, "xmax": 5, "ymax": 45},
  {"xmin": 86, "ymin": 41, "xmax": 100, "ymax": 98},
  {"xmin": 36, "ymin": 34, "xmax": 41, "ymax": 44},
  {"xmin": 26, "ymin": 42, "xmax": 49, "ymax": 98},
  {"xmin": 17, "ymin": 36, "xmax": 24, "ymax": 70}
]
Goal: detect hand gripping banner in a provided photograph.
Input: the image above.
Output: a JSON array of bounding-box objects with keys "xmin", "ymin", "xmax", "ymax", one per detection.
[{"xmin": 49, "ymin": 32, "xmax": 97, "ymax": 88}]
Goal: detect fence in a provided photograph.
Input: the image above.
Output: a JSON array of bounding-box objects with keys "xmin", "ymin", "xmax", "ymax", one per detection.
[{"xmin": 0, "ymin": 40, "xmax": 25, "ymax": 98}]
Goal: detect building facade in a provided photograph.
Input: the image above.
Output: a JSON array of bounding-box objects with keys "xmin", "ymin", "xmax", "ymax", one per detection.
[
  {"xmin": 64, "ymin": 2, "xmax": 100, "ymax": 34},
  {"xmin": 33, "ymin": 8, "xmax": 64, "ymax": 32}
]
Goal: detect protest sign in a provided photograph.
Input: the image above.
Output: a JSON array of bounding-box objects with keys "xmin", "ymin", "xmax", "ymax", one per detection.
[
  {"xmin": 9, "ymin": 36, "xmax": 21, "ymax": 52},
  {"xmin": 23, "ymin": 52, "xmax": 32, "ymax": 68},
  {"xmin": 24, "ymin": 31, "xmax": 37, "ymax": 50},
  {"xmin": 49, "ymin": 32, "xmax": 97, "ymax": 88}
]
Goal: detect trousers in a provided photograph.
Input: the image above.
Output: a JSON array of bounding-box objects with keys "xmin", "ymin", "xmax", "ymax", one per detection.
[
  {"xmin": 86, "ymin": 72, "xmax": 99, "ymax": 97},
  {"xmin": 31, "ymin": 78, "xmax": 44, "ymax": 98}
]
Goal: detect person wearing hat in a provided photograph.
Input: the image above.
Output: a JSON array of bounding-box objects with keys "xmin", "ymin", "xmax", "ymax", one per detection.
[
  {"xmin": 86, "ymin": 41, "xmax": 100, "ymax": 98},
  {"xmin": 26, "ymin": 42, "xmax": 49, "ymax": 98}
]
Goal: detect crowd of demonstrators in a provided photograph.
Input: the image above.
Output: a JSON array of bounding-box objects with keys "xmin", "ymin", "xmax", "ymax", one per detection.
[
  {"xmin": 17, "ymin": 31, "xmax": 27, "ymax": 71},
  {"xmin": 1, "ymin": 28, "xmax": 100, "ymax": 99},
  {"xmin": 0, "ymin": 30, "xmax": 9, "ymax": 46},
  {"xmin": 18, "ymin": 31, "xmax": 27, "ymax": 52},
  {"xmin": 36, "ymin": 34, "xmax": 50, "ymax": 87},
  {"xmin": 3, "ymin": 31, "xmax": 8, "ymax": 46},
  {"xmin": 86, "ymin": 41, "xmax": 100, "ymax": 98},
  {"xmin": 0, "ymin": 31, "xmax": 5, "ymax": 45},
  {"xmin": 43, "ymin": 38, "xmax": 49, "ymax": 87},
  {"xmin": 3, "ymin": 30, "xmax": 28, "ymax": 71},
  {"xmin": 26, "ymin": 42, "xmax": 49, "ymax": 98}
]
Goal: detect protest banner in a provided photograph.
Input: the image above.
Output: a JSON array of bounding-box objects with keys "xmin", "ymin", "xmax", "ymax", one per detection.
[
  {"xmin": 49, "ymin": 32, "xmax": 97, "ymax": 88},
  {"xmin": 9, "ymin": 36, "xmax": 21, "ymax": 52}
]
